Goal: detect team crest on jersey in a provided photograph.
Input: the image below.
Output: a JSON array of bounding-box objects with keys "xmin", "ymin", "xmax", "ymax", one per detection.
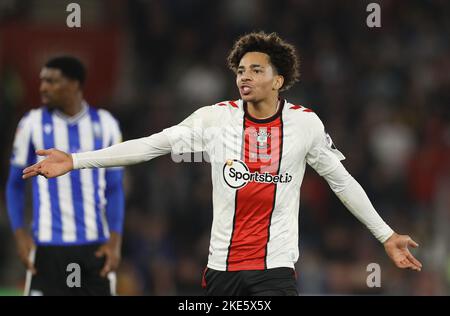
[
  {"xmin": 253, "ymin": 128, "xmax": 271, "ymax": 149},
  {"xmin": 223, "ymin": 159, "xmax": 292, "ymax": 189},
  {"xmin": 44, "ymin": 123, "xmax": 52, "ymax": 135}
]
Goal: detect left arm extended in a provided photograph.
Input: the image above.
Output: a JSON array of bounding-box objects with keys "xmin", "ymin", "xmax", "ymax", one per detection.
[
  {"xmin": 323, "ymin": 163, "xmax": 422, "ymax": 271},
  {"xmin": 306, "ymin": 113, "xmax": 422, "ymax": 271}
]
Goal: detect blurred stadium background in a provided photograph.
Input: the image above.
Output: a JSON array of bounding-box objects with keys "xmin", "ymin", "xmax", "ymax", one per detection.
[{"xmin": 0, "ymin": 0, "xmax": 449, "ymax": 295}]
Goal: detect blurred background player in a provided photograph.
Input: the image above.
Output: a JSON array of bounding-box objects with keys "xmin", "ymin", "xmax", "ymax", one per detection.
[{"xmin": 6, "ymin": 56, "xmax": 124, "ymax": 295}]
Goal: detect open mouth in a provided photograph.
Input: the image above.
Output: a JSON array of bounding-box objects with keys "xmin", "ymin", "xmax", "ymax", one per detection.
[{"xmin": 240, "ymin": 85, "xmax": 252, "ymax": 95}]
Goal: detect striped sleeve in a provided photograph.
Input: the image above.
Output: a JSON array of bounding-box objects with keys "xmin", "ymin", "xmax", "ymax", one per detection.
[
  {"xmin": 109, "ymin": 116, "xmax": 122, "ymax": 146},
  {"xmin": 10, "ymin": 112, "xmax": 35, "ymax": 167},
  {"xmin": 100, "ymin": 110, "xmax": 125, "ymax": 234},
  {"xmin": 7, "ymin": 111, "xmax": 36, "ymax": 231},
  {"xmin": 99, "ymin": 109, "xmax": 123, "ymax": 170},
  {"xmin": 97, "ymin": 110, "xmax": 122, "ymax": 146}
]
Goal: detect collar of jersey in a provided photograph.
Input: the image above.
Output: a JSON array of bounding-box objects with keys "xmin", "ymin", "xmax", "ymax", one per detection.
[
  {"xmin": 53, "ymin": 101, "xmax": 89, "ymax": 124},
  {"xmin": 243, "ymin": 98, "xmax": 285, "ymax": 124}
]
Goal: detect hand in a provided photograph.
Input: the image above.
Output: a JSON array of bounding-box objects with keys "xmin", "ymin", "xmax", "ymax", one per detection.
[
  {"xmin": 22, "ymin": 149, "xmax": 73, "ymax": 179},
  {"xmin": 384, "ymin": 232, "xmax": 422, "ymax": 271},
  {"xmin": 95, "ymin": 232, "xmax": 122, "ymax": 277},
  {"xmin": 14, "ymin": 229, "xmax": 37, "ymax": 274}
]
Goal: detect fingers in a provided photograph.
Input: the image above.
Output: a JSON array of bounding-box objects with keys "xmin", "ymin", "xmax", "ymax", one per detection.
[
  {"xmin": 20, "ymin": 252, "xmax": 37, "ymax": 275},
  {"xmin": 22, "ymin": 149, "xmax": 54, "ymax": 179},
  {"xmin": 95, "ymin": 247, "xmax": 109, "ymax": 277},
  {"xmin": 398, "ymin": 259, "xmax": 415, "ymax": 270},
  {"xmin": 405, "ymin": 237, "xmax": 421, "ymax": 271},
  {"xmin": 95, "ymin": 247, "xmax": 105, "ymax": 258},
  {"xmin": 96, "ymin": 246, "xmax": 119, "ymax": 277},
  {"xmin": 398, "ymin": 256, "xmax": 421, "ymax": 271},
  {"xmin": 408, "ymin": 238, "xmax": 419, "ymax": 248},
  {"xmin": 100, "ymin": 253, "xmax": 114, "ymax": 277},
  {"xmin": 22, "ymin": 162, "xmax": 43, "ymax": 179},
  {"xmin": 100, "ymin": 258, "xmax": 112, "ymax": 277},
  {"xmin": 406, "ymin": 250, "xmax": 422, "ymax": 271},
  {"xmin": 397, "ymin": 258, "xmax": 411, "ymax": 269},
  {"xmin": 22, "ymin": 170, "xmax": 42, "ymax": 179},
  {"xmin": 22, "ymin": 168, "xmax": 49, "ymax": 179},
  {"xmin": 35, "ymin": 149, "xmax": 54, "ymax": 156}
]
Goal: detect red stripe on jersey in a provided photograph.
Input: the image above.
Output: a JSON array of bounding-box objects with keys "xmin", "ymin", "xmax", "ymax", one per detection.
[
  {"xmin": 290, "ymin": 104, "xmax": 314, "ymax": 113},
  {"xmin": 229, "ymin": 100, "xmax": 239, "ymax": 108},
  {"xmin": 227, "ymin": 115, "xmax": 283, "ymax": 271},
  {"xmin": 218, "ymin": 102, "xmax": 227, "ymax": 106}
]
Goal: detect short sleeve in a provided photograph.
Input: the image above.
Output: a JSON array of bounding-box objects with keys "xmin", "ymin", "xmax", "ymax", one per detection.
[
  {"xmin": 306, "ymin": 114, "xmax": 345, "ymax": 176},
  {"xmin": 10, "ymin": 113, "xmax": 35, "ymax": 167}
]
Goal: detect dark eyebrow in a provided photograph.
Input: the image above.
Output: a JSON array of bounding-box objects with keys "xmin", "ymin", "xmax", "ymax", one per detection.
[{"xmin": 237, "ymin": 64, "xmax": 264, "ymax": 69}]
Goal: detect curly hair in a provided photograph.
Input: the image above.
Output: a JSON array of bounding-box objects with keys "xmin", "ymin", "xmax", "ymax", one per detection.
[{"xmin": 227, "ymin": 31, "xmax": 300, "ymax": 91}]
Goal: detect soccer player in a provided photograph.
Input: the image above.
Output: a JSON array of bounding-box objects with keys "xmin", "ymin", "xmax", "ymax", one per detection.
[
  {"xmin": 21, "ymin": 33, "xmax": 422, "ymax": 296},
  {"xmin": 6, "ymin": 56, "xmax": 124, "ymax": 296}
]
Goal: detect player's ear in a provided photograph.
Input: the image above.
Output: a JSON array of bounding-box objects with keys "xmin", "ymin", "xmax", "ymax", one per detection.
[
  {"xmin": 273, "ymin": 75, "xmax": 284, "ymax": 91},
  {"xmin": 69, "ymin": 79, "xmax": 82, "ymax": 92}
]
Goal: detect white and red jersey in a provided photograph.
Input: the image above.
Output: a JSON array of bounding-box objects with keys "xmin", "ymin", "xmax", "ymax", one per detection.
[
  {"xmin": 74, "ymin": 98, "xmax": 393, "ymax": 272},
  {"xmin": 162, "ymin": 99, "xmax": 346, "ymax": 271}
]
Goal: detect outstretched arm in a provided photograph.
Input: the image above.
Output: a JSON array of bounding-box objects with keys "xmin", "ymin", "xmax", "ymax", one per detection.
[
  {"xmin": 22, "ymin": 105, "xmax": 217, "ymax": 179},
  {"xmin": 306, "ymin": 113, "xmax": 422, "ymax": 271},
  {"xmin": 323, "ymin": 164, "xmax": 422, "ymax": 271},
  {"xmin": 22, "ymin": 131, "xmax": 172, "ymax": 179}
]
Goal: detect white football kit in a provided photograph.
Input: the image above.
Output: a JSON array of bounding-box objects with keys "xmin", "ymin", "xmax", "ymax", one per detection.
[{"xmin": 72, "ymin": 99, "xmax": 394, "ymax": 271}]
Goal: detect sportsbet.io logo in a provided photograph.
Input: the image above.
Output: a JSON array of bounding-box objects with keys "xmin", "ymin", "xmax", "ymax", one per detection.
[{"xmin": 223, "ymin": 159, "xmax": 292, "ymax": 189}]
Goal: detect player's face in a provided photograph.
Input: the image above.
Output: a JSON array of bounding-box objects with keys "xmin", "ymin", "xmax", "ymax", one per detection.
[
  {"xmin": 39, "ymin": 67, "xmax": 75, "ymax": 108},
  {"xmin": 236, "ymin": 52, "xmax": 283, "ymax": 103}
]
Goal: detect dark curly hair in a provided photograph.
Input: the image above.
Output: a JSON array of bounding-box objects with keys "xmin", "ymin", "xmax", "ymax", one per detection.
[{"xmin": 227, "ymin": 32, "xmax": 300, "ymax": 91}]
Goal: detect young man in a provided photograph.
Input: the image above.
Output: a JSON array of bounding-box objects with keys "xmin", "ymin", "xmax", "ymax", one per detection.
[
  {"xmin": 22, "ymin": 33, "xmax": 422, "ymax": 296},
  {"xmin": 7, "ymin": 56, "xmax": 124, "ymax": 295}
]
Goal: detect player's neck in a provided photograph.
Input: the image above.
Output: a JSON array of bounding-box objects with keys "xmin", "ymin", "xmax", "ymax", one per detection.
[
  {"xmin": 246, "ymin": 95, "xmax": 279, "ymax": 119},
  {"xmin": 60, "ymin": 94, "xmax": 84, "ymax": 117}
]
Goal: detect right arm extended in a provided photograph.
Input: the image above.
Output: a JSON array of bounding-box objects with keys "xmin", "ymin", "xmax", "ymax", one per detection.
[
  {"xmin": 22, "ymin": 105, "xmax": 216, "ymax": 179},
  {"xmin": 22, "ymin": 131, "xmax": 172, "ymax": 179}
]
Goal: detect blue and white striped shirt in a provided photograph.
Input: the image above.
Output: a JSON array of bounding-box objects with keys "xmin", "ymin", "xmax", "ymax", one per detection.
[{"xmin": 6, "ymin": 102, "xmax": 124, "ymax": 245}]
